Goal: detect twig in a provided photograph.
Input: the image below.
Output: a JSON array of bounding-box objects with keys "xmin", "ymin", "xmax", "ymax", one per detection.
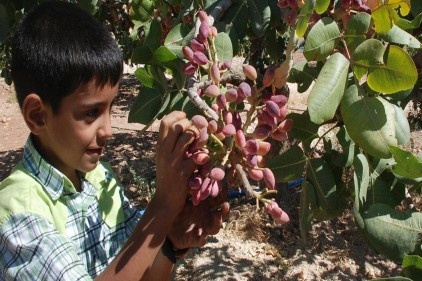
[
  {"xmin": 273, "ymin": 27, "xmax": 297, "ymax": 89},
  {"xmin": 235, "ymin": 164, "xmax": 259, "ymax": 198},
  {"xmin": 186, "ymin": 77, "xmax": 219, "ymax": 121}
]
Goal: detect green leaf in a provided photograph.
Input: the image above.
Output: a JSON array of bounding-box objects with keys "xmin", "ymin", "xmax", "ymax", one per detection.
[
  {"xmin": 214, "ymin": 32, "xmax": 233, "ymax": 63},
  {"xmin": 128, "ymin": 87, "xmax": 164, "ymax": 125},
  {"xmin": 314, "ymin": 0, "xmax": 330, "ymax": 14},
  {"xmin": 247, "ymin": 0, "xmax": 271, "ymax": 38},
  {"xmin": 381, "ymin": 25, "xmax": 421, "ymax": 48},
  {"xmin": 77, "ymin": 0, "xmax": 98, "ymax": 14},
  {"xmin": 134, "ymin": 65, "xmax": 167, "ymax": 90},
  {"xmin": 354, "ymin": 203, "xmax": 422, "ymax": 262},
  {"xmin": 362, "ymin": 158, "xmax": 406, "ymax": 209},
  {"xmin": 369, "ymin": 45, "xmax": 417, "ymax": 93},
  {"xmin": 288, "ymin": 61, "xmax": 322, "ymax": 93},
  {"xmin": 306, "ymin": 158, "xmax": 340, "ymax": 220},
  {"xmin": 308, "ymin": 52, "xmax": 349, "ymax": 124},
  {"xmin": 164, "ymin": 23, "xmax": 191, "ymax": 59},
  {"xmin": 266, "ymin": 145, "xmax": 306, "ymax": 182},
  {"xmin": 265, "ymin": 28, "xmax": 286, "ymax": 61},
  {"xmin": 131, "ymin": 20, "xmax": 162, "ymax": 64},
  {"xmin": 393, "ymin": 105, "xmax": 410, "ymax": 145},
  {"xmin": 130, "ymin": 0, "xmax": 155, "ymax": 22},
  {"xmin": 344, "ymin": 12, "xmax": 371, "ymax": 53},
  {"xmin": 134, "ymin": 68, "xmax": 154, "ymax": 89},
  {"xmin": 340, "ymin": 85, "xmax": 397, "ymax": 159},
  {"xmin": 353, "ymin": 153, "xmax": 370, "ymax": 211},
  {"xmin": 353, "ymin": 40, "xmax": 418, "ymax": 94},
  {"xmin": 220, "ymin": 1, "xmax": 249, "ymax": 39},
  {"xmin": 371, "ymin": 5, "xmax": 395, "ymax": 34},
  {"xmin": 390, "ymin": 146, "xmax": 422, "ymax": 179},
  {"xmin": 331, "ymin": 126, "xmax": 356, "ymax": 167},
  {"xmin": 169, "ymin": 92, "xmax": 201, "ymax": 118},
  {"xmin": 299, "ymin": 180, "xmax": 315, "ymax": 242},
  {"xmin": 402, "ymin": 254, "xmax": 422, "ymax": 280},
  {"xmin": 0, "ymin": 4, "xmax": 9, "ymax": 43},
  {"xmin": 153, "ymin": 46, "xmax": 178, "ymax": 66},
  {"xmin": 152, "ymin": 46, "xmax": 186, "ymax": 90},
  {"xmin": 296, "ymin": 0, "xmax": 314, "ymax": 38},
  {"xmin": 303, "ymin": 17, "xmax": 341, "ymax": 61},
  {"xmin": 353, "ymin": 39, "xmax": 385, "ymax": 82},
  {"xmin": 396, "ymin": 12, "xmax": 422, "ymax": 30},
  {"xmin": 286, "ymin": 112, "xmax": 319, "ymax": 149}
]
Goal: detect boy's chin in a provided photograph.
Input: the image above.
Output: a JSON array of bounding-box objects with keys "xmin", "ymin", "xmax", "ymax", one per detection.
[{"xmin": 80, "ymin": 159, "xmax": 100, "ymax": 173}]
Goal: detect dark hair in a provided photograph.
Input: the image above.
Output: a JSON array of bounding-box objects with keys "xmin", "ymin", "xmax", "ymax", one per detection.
[{"xmin": 11, "ymin": 0, "xmax": 123, "ymax": 113}]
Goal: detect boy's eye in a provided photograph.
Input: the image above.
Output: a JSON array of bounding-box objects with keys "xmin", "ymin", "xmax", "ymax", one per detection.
[{"xmin": 86, "ymin": 109, "xmax": 99, "ymax": 118}]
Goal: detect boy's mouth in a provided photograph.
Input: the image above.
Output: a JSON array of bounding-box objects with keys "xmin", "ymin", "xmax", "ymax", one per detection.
[{"xmin": 87, "ymin": 148, "xmax": 104, "ymax": 156}]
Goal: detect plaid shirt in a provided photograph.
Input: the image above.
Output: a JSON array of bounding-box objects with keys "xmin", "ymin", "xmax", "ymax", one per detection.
[{"xmin": 0, "ymin": 137, "xmax": 142, "ymax": 280}]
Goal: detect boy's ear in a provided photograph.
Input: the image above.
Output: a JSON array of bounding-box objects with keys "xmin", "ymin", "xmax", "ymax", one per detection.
[{"xmin": 22, "ymin": 93, "xmax": 48, "ymax": 135}]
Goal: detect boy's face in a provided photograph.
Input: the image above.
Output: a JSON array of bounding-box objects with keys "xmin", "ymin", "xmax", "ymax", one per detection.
[{"xmin": 38, "ymin": 80, "xmax": 118, "ymax": 180}]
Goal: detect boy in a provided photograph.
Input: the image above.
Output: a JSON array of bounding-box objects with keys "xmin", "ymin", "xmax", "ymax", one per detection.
[{"xmin": 0, "ymin": 1, "xmax": 229, "ymax": 280}]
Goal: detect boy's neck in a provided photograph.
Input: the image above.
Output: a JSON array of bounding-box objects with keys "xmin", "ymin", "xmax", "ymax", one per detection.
[
  {"xmin": 71, "ymin": 171, "xmax": 83, "ymax": 192},
  {"xmin": 31, "ymin": 135, "xmax": 83, "ymax": 192}
]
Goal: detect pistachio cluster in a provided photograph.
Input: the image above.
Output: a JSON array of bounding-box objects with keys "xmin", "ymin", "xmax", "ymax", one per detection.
[{"xmin": 182, "ymin": 10, "xmax": 292, "ymax": 225}]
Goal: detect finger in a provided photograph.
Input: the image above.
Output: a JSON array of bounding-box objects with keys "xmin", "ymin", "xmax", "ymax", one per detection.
[
  {"xmin": 173, "ymin": 124, "xmax": 199, "ymax": 156},
  {"xmin": 206, "ymin": 202, "xmax": 230, "ymax": 235},
  {"xmin": 163, "ymin": 118, "xmax": 193, "ymax": 153},
  {"xmin": 157, "ymin": 111, "xmax": 186, "ymax": 147}
]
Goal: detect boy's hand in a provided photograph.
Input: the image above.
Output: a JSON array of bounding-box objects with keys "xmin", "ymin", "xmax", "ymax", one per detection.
[
  {"xmin": 167, "ymin": 193, "xmax": 230, "ymax": 250},
  {"xmin": 154, "ymin": 111, "xmax": 199, "ymax": 214}
]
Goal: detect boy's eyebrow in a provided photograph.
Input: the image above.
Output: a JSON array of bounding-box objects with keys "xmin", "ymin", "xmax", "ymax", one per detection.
[
  {"xmin": 79, "ymin": 101, "xmax": 108, "ymax": 108},
  {"xmin": 78, "ymin": 95, "xmax": 117, "ymax": 109}
]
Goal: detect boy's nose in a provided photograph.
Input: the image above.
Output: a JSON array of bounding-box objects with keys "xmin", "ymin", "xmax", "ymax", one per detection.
[{"xmin": 98, "ymin": 114, "xmax": 113, "ymax": 139}]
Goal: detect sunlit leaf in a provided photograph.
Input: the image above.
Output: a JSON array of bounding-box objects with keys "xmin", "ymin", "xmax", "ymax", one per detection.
[
  {"xmin": 353, "ymin": 40, "xmax": 418, "ymax": 93},
  {"xmin": 134, "ymin": 65, "xmax": 167, "ymax": 90},
  {"xmin": 214, "ymin": 32, "xmax": 233, "ymax": 63},
  {"xmin": 304, "ymin": 17, "xmax": 341, "ymax": 61},
  {"xmin": 371, "ymin": 5, "xmax": 395, "ymax": 34},
  {"xmin": 393, "ymin": 105, "xmax": 411, "ymax": 145},
  {"xmin": 402, "ymin": 254, "xmax": 422, "ymax": 280},
  {"xmin": 164, "ymin": 23, "xmax": 191, "ymax": 58},
  {"xmin": 390, "ymin": 146, "xmax": 422, "ymax": 179},
  {"xmin": 369, "ymin": 46, "xmax": 417, "ymax": 93},
  {"xmin": 314, "ymin": 0, "xmax": 330, "ymax": 14},
  {"xmin": 381, "ymin": 25, "xmax": 421, "ymax": 48},
  {"xmin": 130, "ymin": 0, "xmax": 155, "ymax": 22},
  {"xmin": 308, "ymin": 52, "xmax": 349, "ymax": 124},
  {"xmin": 296, "ymin": 0, "xmax": 314, "ymax": 38},
  {"xmin": 353, "ymin": 153, "xmax": 370, "ymax": 211}
]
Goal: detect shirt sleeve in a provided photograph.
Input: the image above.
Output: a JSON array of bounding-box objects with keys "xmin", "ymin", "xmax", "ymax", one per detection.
[{"xmin": 0, "ymin": 213, "xmax": 92, "ymax": 281}]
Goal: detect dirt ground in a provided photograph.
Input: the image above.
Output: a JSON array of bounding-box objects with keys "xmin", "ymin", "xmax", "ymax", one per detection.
[{"xmin": 1, "ymin": 72, "xmax": 421, "ymax": 280}]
